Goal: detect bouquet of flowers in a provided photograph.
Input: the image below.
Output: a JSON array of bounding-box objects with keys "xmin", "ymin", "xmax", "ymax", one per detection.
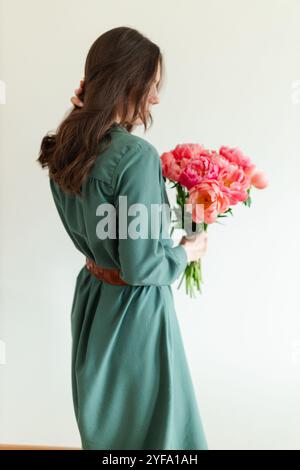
[{"xmin": 160, "ymin": 144, "xmax": 268, "ymax": 298}]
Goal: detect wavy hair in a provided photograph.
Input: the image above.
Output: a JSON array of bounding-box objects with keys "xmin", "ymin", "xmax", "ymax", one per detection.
[{"xmin": 37, "ymin": 26, "xmax": 164, "ymax": 196}]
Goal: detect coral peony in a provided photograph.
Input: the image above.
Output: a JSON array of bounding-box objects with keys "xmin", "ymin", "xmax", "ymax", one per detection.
[
  {"xmin": 186, "ymin": 179, "xmax": 230, "ymax": 224},
  {"xmin": 251, "ymin": 171, "xmax": 269, "ymax": 189},
  {"xmin": 218, "ymin": 164, "xmax": 251, "ymax": 205}
]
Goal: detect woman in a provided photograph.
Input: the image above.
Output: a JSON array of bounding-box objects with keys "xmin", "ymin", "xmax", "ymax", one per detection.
[{"xmin": 38, "ymin": 26, "xmax": 208, "ymax": 450}]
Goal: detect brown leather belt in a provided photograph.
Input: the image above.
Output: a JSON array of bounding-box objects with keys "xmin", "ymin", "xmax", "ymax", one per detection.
[{"xmin": 85, "ymin": 257, "xmax": 128, "ymax": 286}]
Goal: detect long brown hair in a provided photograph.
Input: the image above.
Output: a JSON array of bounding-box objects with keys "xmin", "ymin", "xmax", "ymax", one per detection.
[{"xmin": 37, "ymin": 26, "xmax": 164, "ymax": 196}]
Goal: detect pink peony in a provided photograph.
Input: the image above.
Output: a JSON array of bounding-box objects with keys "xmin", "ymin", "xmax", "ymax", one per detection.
[
  {"xmin": 219, "ymin": 146, "xmax": 256, "ymax": 176},
  {"xmin": 186, "ymin": 179, "xmax": 230, "ymax": 224},
  {"xmin": 173, "ymin": 143, "xmax": 206, "ymax": 162},
  {"xmin": 218, "ymin": 164, "xmax": 251, "ymax": 205},
  {"xmin": 210, "ymin": 153, "xmax": 232, "ymax": 170},
  {"xmin": 178, "ymin": 156, "xmax": 220, "ymax": 190},
  {"xmin": 160, "ymin": 152, "xmax": 182, "ymax": 181}
]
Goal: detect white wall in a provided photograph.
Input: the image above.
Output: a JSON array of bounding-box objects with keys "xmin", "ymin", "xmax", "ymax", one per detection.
[{"xmin": 1, "ymin": 0, "xmax": 300, "ymax": 450}]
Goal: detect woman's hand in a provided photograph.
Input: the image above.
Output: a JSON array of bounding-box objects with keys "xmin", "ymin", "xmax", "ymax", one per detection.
[
  {"xmin": 70, "ymin": 78, "xmax": 85, "ymax": 107},
  {"xmin": 180, "ymin": 231, "xmax": 208, "ymax": 263}
]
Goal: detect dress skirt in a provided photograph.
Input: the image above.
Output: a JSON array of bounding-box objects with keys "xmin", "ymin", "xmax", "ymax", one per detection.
[{"xmin": 70, "ymin": 266, "xmax": 208, "ymax": 450}]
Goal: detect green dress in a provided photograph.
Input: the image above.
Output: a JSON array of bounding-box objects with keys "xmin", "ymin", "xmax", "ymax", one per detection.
[{"xmin": 49, "ymin": 123, "xmax": 208, "ymax": 450}]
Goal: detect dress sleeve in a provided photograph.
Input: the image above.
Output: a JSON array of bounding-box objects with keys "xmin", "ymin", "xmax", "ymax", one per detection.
[{"xmin": 113, "ymin": 141, "xmax": 188, "ymax": 286}]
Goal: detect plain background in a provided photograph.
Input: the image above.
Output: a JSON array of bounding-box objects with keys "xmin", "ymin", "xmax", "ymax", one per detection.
[{"xmin": 1, "ymin": 0, "xmax": 300, "ymax": 450}]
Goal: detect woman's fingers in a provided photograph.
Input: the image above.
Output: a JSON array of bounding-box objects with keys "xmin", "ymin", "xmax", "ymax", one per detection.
[
  {"xmin": 180, "ymin": 229, "xmax": 208, "ymax": 262},
  {"xmin": 71, "ymin": 78, "xmax": 85, "ymax": 107},
  {"xmin": 76, "ymin": 79, "xmax": 85, "ymax": 95},
  {"xmin": 71, "ymin": 95, "xmax": 83, "ymax": 107}
]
